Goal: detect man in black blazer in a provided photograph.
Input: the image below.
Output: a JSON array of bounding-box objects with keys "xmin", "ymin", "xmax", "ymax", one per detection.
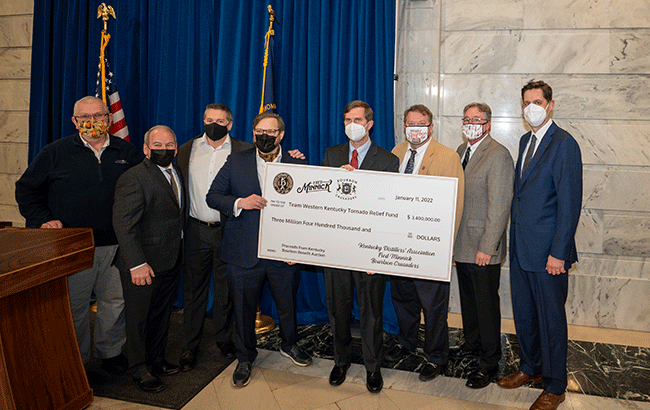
[
  {"xmin": 206, "ymin": 111, "xmax": 312, "ymax": 388},
  {"xmin": 113, "ymin": 125, "xmax": 186, "ymax": 392},
  {"xmin": 176, "ymin": 104, "xmax": 253, "ymax": 371},
  {"xmin": 322, "ymin": 100, "xmax": 399, "ymax": 393}
]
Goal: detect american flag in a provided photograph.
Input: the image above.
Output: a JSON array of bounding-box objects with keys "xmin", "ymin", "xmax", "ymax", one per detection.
[{"xmin": 95, "ymin": 58, "xmax": 130, "ymax": 141}]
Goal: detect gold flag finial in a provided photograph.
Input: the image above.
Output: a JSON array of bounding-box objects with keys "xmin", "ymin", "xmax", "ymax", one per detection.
[{"xmin": 97, "ymin": 3, "xmax": 116, "ymax": 32}]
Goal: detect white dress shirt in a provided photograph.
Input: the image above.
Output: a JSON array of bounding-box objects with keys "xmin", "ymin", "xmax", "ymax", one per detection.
[{"xmin": 188, "ymin": 134, "xmax": 232, "ymax": 222}]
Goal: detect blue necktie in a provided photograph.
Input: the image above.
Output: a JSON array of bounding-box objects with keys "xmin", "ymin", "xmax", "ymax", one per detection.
[
  {"xmin": 521, "ymin": 135, "xmax": 537, "ymax": 176},
  {"xmin": 404, "ymin": 149, "xmax": 416, "ymax": 174}
]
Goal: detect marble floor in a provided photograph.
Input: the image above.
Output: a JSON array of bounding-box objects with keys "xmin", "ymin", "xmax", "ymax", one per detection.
[
  {"xmin": 90, "ymin": 350, "xmax": 650, "ymax": 410},
  {"xmin": 88, "ymin": 318, "xmax": 650, "ymax": 410}
]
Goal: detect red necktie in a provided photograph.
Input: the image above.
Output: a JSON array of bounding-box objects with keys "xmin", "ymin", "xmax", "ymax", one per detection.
[{"xmin": 350, "ymin": 149, "xmax": 359, "ymax": 169}]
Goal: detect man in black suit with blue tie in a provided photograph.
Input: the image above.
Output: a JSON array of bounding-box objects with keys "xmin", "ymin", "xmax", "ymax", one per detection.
[
  {"xmin": 113, "ymin": 125, "xmax": 186, "ymax": 392},
  {"xmin": 322, "ymin": 100, "xmax": 399, "ymax": 394},
  {"xmin": 206, "ymin": 111, "xmax": 312, "ymax": 388},
  {"xmin": 497, "ymin": 81, "xmax": 582, "ymax": 410}
]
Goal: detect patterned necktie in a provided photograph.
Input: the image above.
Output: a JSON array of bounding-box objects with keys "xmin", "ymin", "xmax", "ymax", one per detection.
[
  {"xmin": 165, "ymin": 169, "xmax": 180, "ymax": 205},
  {"xmin": 258, "ymin": 151, "xmax": 278, "ymax": 162},
  {"xmin": 462, "ymin": 146, "xmax": 471, "ymax": 169},
  {"xmin": 521, "ymin": 134, "xmax": 537, "ymax": 176},
  {"xmin": 350, "ymin": 149, "xmax": 359, "ymax": 169},
  {"xmin": 404, "ymin": 149, "xmax": 417, "ymax": 174}
]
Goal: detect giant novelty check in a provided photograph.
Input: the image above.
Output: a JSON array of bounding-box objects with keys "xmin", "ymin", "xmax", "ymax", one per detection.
[{"xmin": 258, "ymin": 163, "xmax": 458, "ymax": 281}]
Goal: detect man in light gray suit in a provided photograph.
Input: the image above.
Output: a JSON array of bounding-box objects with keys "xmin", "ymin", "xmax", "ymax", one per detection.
[{"xmin": 453, "ymin": 102, "xmax": 514, "ymax": 389}]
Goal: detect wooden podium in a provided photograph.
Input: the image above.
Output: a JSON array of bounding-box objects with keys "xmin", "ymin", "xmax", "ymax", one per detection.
[{"xmin": 0, "ymin": 228, "xmax": 95, "ymax": 410}]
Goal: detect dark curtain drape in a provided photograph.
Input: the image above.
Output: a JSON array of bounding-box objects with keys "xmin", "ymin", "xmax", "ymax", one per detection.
[{"xmin": 29, "ymin": 0, "xmax": 398, "ymax": 332}]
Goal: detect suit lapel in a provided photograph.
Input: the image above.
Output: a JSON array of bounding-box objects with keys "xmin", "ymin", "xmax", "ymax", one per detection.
[
  {"xmin": 515, "ymin": 132, "xmax": 530, "ymax": 190},
  {"xmin": 359, "ymin": 142, "xmax": 377, "ymax": 170},
  {"xmin": 145, "ymin": 159, "xmax": 179, "ymax": 205},
  {"xmin": 419, "ymin": 139, "xmax": 437, "ymax": 174},
  {"xmin": 334, "ymin": 142, "xmax": 350, "ymax": 167},
  {"xmin": 245, "ymin": 149, "xmax": 263, "ymax": 195},
  {"xmin": 464, "ymin": 136, "xmax": 491, "ymax": 174},
  {"xmin": 520, "ymin": 123, "xmax": 556, "ymax": 186},
  {"xmin": 172, "ymin": 164, "xmax": 184, "ymax": 208}
]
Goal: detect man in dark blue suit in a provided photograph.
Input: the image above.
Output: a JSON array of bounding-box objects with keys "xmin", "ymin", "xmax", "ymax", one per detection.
[
  {"xmin": 206, "ymin": 111, "xmax": 312, "ymax": 388},
  {"xmin": 497, "ymin": 81, "xmax": 582, "ymax": 410}
]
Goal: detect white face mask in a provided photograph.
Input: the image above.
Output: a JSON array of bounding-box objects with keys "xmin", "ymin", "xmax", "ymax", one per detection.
[
  {"xmin": 462, "ymin": 124, "xmax": 485, "ymax": 141},
  {"xmin": 345, "ymin": 122, "xmax": 367, "ymax": 142},
  {"xmin": 523, "ymin": 103, "xmax": 548, "ymax": 127},
  {"xmin": 405, "ymin": 126, "xmax": 429, "ymax": 145}
]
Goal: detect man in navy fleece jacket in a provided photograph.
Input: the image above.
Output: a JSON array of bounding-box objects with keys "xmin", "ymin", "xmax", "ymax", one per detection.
[{"xmin": 15, "ymin": 96, "xmax": 143, "ymax": 374}]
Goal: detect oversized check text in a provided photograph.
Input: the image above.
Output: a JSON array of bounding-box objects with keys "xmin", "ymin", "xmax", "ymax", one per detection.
[{"xmin": 258, "ymin": 163, "xmax": 458, "ymax": 281}]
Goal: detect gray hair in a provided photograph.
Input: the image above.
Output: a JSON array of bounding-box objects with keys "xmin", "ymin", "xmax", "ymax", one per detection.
[
  {"xmin": 462, "ymin": 102, "xmax": 492, "ymax": 122},
  {"xmin": 144, "ymin": 125, "xmax": 177, "ymax": 145},
  {"xmin": 73, "ymin": 96, "xmax": 109, "ymax": 116}
]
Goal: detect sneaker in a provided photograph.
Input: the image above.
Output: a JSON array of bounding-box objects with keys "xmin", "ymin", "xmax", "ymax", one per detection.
[
  {"xmin": 232, "ymin": 361, "xmax": 252, "ymax": 387},
  {"xmin": 280, "ymin": 345, "xmax": 312, "ymax": 366}
]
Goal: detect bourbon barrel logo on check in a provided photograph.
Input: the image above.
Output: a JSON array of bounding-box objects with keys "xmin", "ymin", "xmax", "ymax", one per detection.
[
  {"xmin": 335, "ymin": 178, "xmax": 357, "ymax": 200},
  {"xmin": 273, "ymin": 172, "xmax": 294, "ymax": 194}
]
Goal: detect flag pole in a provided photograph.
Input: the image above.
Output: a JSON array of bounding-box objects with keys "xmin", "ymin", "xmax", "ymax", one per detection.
[
  {"xmin": 97, "ymin": 3, "xmax": 116, "ymax": 105},
  {"xmin": 255, "ymin": 5, "xmax": 279, "ymax": 335},
  {"xmin": 259, "ymin": 5, "xmax": 276, "ymax": 114}
]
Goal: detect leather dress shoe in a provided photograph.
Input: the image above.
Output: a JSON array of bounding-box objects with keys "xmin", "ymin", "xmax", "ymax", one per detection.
[
  {"xmin": 179, "ymin": 349, "xmax": 197, "ymax": 372},
  {"xmin": 100, "ymin": 353, "xmax": 128, "ymax": 375},
  {"xmin": 466, "ymin": 367, "xmax": 499, "ymax": 389},
  {"xmin": 497, "ymin": 371, "xmax": 542, "ymax": 389},
  {"xmin": 151, "ymin": 360, "xmax": 180, "ymax": 376},
  {"xmin": 217, "ymin": 341, "xmax": 236, "ymax": 359},
  {"xmin": 329, "ymin": 363, "xmax": 350, "ymax": 386},
  {"xmin": 385, "ymin": 342, "xmax": 410, "ymax": 362},
  {"xmin": 366, "ymin": 370, "xmax": 383, "ymax": 393},
  {"xmin": 134, "ymin": 371, "xmax": 164, "ymax": 393},
  {"xmin": 419, "ymin": 361, "xmax": 444, "ymax": 381},
  {"xmin": 530, "ymin": 390, "xmax": 565, "ymax": 410}
]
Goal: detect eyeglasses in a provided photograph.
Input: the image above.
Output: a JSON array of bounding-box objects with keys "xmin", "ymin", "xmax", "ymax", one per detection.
[
  {"xmin": 405, "ymin": 122, "xmax": 431, "ymax": 127},
  {"xmin": 462, "ymin": 117, "xmax": 487, "ymax": 125},
  {"xmin": 75, "ymin": 113, "xmax": 110, "ymax": 121},
  {"xmin": 205, "ymin": 118, "xmax": 230, "ymax": 126},
  {"xmin": 254, "ymin": 128, "xmax": 280, "ymax": 135}
]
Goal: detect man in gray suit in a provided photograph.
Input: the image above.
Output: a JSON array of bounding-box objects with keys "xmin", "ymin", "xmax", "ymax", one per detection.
[
  {"xmin": 453, "ymin": 103, "xmax": 514, "ymax": 389},
  {"xmin": 176, "ymin": 104, "xmax": 253, "ymax": 371},
  {"xmin": 113, "ymin": 125, "xmax": 186, "ymax": 392},
  {"xmin": 322, "ymin": 100, "xmax": 399, "ymax": 394}
]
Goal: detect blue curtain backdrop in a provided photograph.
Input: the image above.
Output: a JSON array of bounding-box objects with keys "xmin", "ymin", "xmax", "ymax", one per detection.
[{"xmin": 29, "ymin": 0, "xmax": 398, "ymax": 332}]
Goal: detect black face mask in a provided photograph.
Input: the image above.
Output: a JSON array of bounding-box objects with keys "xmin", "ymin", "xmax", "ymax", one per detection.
[
  {"xmin": 254, "ymin": 133, "xmax": 278, "ymax": 154},
  {"xmin": 149, "ymin": 149, "xmax": 175, "ymax": 167},
  {"xmin": 204, "ymin": 123, "xmax": 228, "ymax": 141}
]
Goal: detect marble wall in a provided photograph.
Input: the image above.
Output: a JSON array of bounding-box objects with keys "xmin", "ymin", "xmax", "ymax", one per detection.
[
  {"xmin": 0, "ymin": 0, "xmax": 32, "ymax": 226},
  {"xmin": 395, "ymin": 0, "xmax": 650, "ymax": 331}
]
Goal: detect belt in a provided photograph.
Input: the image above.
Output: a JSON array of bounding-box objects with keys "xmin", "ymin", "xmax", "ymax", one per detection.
[{"xmin": 190, "ymin": 217, "xmax": 221, "ymax": 228}]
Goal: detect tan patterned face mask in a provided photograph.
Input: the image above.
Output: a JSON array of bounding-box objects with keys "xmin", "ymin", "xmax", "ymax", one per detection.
[{"xmin": 78, "ymin": 120, "xmax": 110, "ymax": 139}]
